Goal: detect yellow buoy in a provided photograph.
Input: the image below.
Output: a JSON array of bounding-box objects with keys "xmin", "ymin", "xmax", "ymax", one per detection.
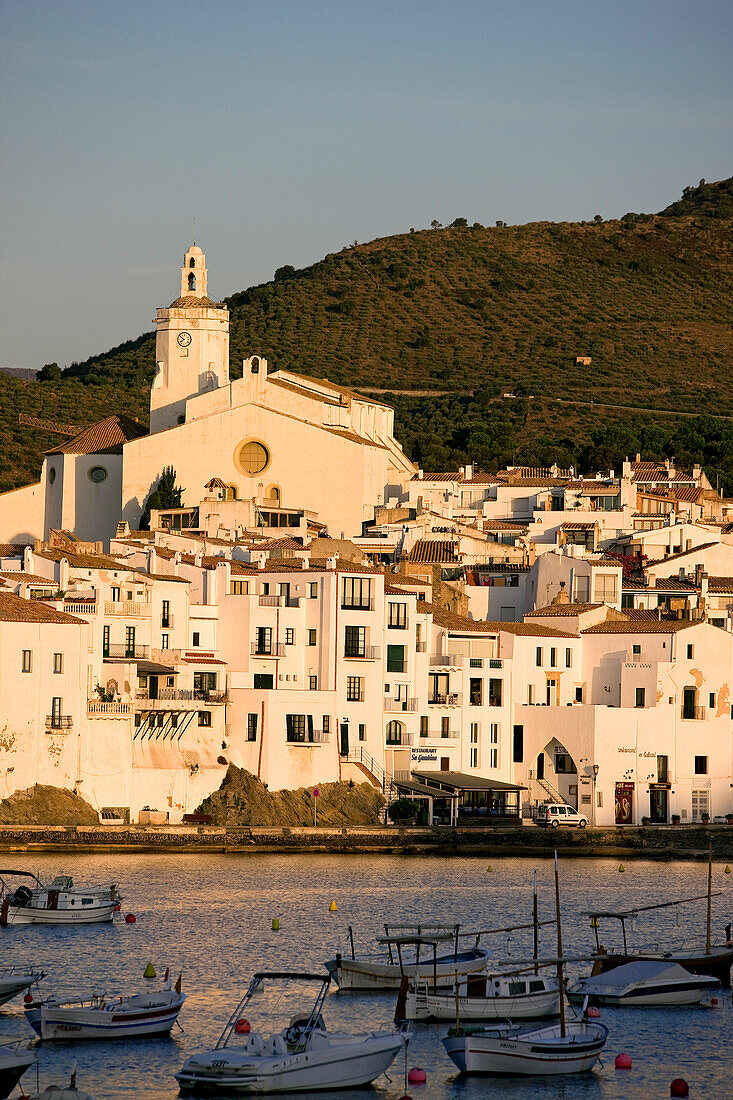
[
  {"xmin": 487, "ymin": 865, "xmax": 493, "ymax": 872},
  {"xmin": 272, "ymin": 918, "xmax": 280, "ymax": 931},
  {"xmin": 618, "ymin": 864, "xmax": 625, "ymax": 873},
  {"xmin": 725, "ymin": 865, "xmax": 731, "ymax": 874},
  {"xmin": 329, "ymin": 900, "xmax": 338, "ymax": 912},
  {"xmin": 143, "ymin": 962, "xmax": 156, "ymax": 979}
]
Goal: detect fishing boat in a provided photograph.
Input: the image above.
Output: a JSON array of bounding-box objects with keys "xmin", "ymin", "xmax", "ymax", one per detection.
[
  {"xmin": 176, "ymin": 971, "xmax": 410, "ymax": 1094},
  {"xmin": 442, "ymin": 1018, "xmax": 609, "ymax": 1075},
  {"xmin": 325, "ymin": 924, "xmax": 489, "ymax": 992},
  {"xmin": 0, "ymin": 1039, "xmax": 36, "ymax": 1099},
  {"xmin": 401, "ymin": 970, "xmax": 560, "ymax": 1022},
  {"xmin": 568, "ymin": 959, "xmax": 720, "ymax": 1006},
  {"xmin": 24, "ymin": 973, "xmax": 185, "ymax": 1041},
  {"xmin": 443, "ymin": 851, "xmax": 608, "ymax": 1076},
  {"xmin": 0, "ymin": 966, "xmax": 45, "ymax": 1007},
  {"xmin": 584, "ymin": 845, "xmax": 733, "ymax": 987},
  {"xmin": 0, "ymin": 870, "xmax": 120, "ymax": 926}
]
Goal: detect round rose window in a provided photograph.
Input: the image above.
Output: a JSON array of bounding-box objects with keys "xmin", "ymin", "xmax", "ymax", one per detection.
[{"xmin": 235, "ymin": 440, "xmax": 269, "ymax": 476}]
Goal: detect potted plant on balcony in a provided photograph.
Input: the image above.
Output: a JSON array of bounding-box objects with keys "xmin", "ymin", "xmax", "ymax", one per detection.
[
  {"xmin": 671, "ymin": 813, "xmax": 681, "ymax": 825},
  {"xmin": 726, "ymin": 813, "xmax": 733, "ymax": 826},
  {"xmin": 388, "ymin": 798, "xmax": 420, "ymax": 826},
  {"xmin": 700, "ymin": 811, "xmax": 710, "ymax": 825},
  {"xmin": 641, "ymin": 815, "xmax": 651, "ymax": 827}
]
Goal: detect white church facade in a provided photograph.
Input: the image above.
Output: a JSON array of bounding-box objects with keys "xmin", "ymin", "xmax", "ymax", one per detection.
[{"xmin": 0, "ymin": 246, "xmax": 416, "ymax": 548}]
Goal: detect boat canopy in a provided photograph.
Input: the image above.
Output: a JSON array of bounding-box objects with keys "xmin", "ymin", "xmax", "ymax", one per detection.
[{"xmin": 578, "ymin": 960, "xmax": 701, "ymax": 989}]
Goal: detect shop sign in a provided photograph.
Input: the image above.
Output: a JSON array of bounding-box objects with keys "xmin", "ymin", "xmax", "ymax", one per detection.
[
  {"xmin": 615, "ymin": 781, "xmax": 634, "ymax": 825},
  {"xmin": 411, "ymin": 747, "xmax": 438, "ymax": 764}
]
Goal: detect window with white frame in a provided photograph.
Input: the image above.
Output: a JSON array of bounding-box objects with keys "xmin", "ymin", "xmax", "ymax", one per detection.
[
  {"xmin": 489, "ymin": 722, "xmax": 499, "ymax": 769},
  {"xmin": 593, "ymin": 573, "xmax": 618, "ymax": 603},
  {"xmin": 53, "ymin": 653, "xmax": 63, "ymax": 674},
  {"xmin": 470, "ymin": 722, "xmax": 480, "ymax": 768}
]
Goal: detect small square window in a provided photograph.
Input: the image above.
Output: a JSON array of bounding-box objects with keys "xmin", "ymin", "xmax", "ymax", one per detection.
[
  {"xmin": 358, "ymin": 723, "xmax": 366, "ymax": 741},
  {"xmin": 192, "ymin": 632, "xmax": 200, "ymax": 647},
  {"xmin": 309, "ymin": 582, "xmax": 318, "ymax": 598},
  {"xmin": 53, "ymin": 653, "xmax": 63, "ymax": 674},
  {"xmin": 307, "ymin": 629, "xmax": 317, "ymax": 645},
  {"xmin": 709, "ymin": 692, "xmax": 715, "ymax": 709},
  {"xmin": 632, "ymin": 644, "xmax": 641, "ymax": 655},
  {"xmin": 309, "ymin": 675, "xmax": 318, "ymax": 690},
  {"xmin": 535, "ymin": 646, "xmax": 542, "ymax": 667},
  {"xmin": 22, "ymin": 650, "xmax": 32, "ymax": 673},
  {"xmin": 687, "ymin": 644, "xmax": 694, "ymax": 659},
  {"xmin": 694, "ymin": 755, "xmax": 708, "ymax": 775},
  {"xmin": 635, "ymin": 687, "xmax": 645, "ymax": 708},
  {"xmin": 198, "ymin": 710, "xmax": 211, "ymax": 727},
  {"xmin": 285, "ymin": 627, "xmax": 295, "ymax": 645}
]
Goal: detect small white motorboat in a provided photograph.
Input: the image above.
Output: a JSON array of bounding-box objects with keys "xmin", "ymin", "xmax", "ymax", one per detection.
[
  {"xmin": 442, "ymin": 1018, "xmax": 608, "ymax": 1075},
  {"xmin": 325, "ymin": 925, "xmax": 489, "ymax": 992},
  {"xmin": 0, "ymin": 1039, "xmax": 36, "ymax": 1099},
  {"xmin": 402, "ymin": 970, "xmax": 560, "ymax": 1022},
  {"xmin": 176, "ymin": 971, "xmax": 410, "ymax": 1094},
  {"xmin": 25, "ymin": 973, "xmax": 184, "ymax": 1041},
  {"xmin": 568, "ymin": 959, "xmax": 720, "ymax": 1006},
  {"xmin": 0, "ymin": 966, "xmax": 45, "ymax": 1007},
  {"xmin": 0, "ymin": 870, "xmax": 120, "ymax": 926}
]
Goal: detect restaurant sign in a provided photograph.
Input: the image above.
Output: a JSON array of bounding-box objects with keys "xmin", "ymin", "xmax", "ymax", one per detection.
[{"xmin": 411, "ymin": 747, "xmax": 438, "ymax": 765}]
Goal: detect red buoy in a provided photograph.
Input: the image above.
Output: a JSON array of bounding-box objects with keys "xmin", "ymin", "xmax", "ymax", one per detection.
[
  {"xmin": 711, "ymin": 996, "xmax": 719, "ymax": 1005},
  {"xmin": 670, "ymin": 1080, "xmax": 689, "ymax": 1098},
  {"xmin": 234, "ymin": 1018, "xmax": 251, "ymax": 1035},
  {"xmin": 587, "ymin": 1006, "xmax": 601, "ymax": 1018},
  {"xmin": 113, "ymin": 903, "xmax": 121, "ymax": 912},
  {"xmin": 407, "ymin": 1068, "xmax": 427, "ymax": 1084},
  {"xmin": 124, "ymin": 913, "xmax": 137, "ymax": 924},
  {"xmin": 23, "ymin": 993, "xmax": 33, "ymax": 1004},
  {"xmin": 615, "ymin": 1053, "xmax": 632, "ymax": 1069}
]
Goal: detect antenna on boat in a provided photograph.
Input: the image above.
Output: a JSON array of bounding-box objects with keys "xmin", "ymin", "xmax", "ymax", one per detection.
[
  {"xmin": 706, "ymin": 841, "xmax": 712, "ymax": 956},
  {"xmin": 554, "ymin": 850, "xmax": 566, "ymax": 1039}
]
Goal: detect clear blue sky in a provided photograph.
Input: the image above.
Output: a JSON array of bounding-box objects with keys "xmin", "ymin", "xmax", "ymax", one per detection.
[{"xmin": 1, "ymin": 0, "xmax": 731, "ymax": 370}]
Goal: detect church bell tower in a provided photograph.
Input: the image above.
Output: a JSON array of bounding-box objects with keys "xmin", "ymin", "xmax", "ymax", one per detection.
[{"xmin": 149, "ymin": 245, "xmax": 230, "ymax": 434}]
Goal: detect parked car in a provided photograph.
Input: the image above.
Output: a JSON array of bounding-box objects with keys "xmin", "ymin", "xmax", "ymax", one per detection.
[{"xmin": 536, "ymin": 803, "xmax": 589, "ymax": 829}]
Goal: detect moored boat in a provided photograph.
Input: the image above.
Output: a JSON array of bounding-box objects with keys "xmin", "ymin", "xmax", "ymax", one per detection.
[
  {"xmin": 0, "ymin": 1039, "xmax": 36, "ymax": 1099},
  {"xmin": 0, "ymin": 966, "xmax": 45, "ymax": 1007},
  {"xmin": 569, "ymin": 959, "xmax": 721, "ymax": 1006},
  {"xmin": 175, "ymin": 971, "xmax": 409, "ymax": 1094},
  {"xmin": 442, "ymin": 1018, "xmax": 609, "ymax": 1075},
  {"xmin": 325, "ymin": 925, "xmax": 489, "ymax": 992},
  {"xmin": 25, "ymin": 973, "xmax": 184, "ymax": 1041},
  {"xmin": 402, "ymin": 970, "xmax": 560, "ymax": 1022},
  {"xmin": 0, "ymin": 870, "xmax": 120, "ymax": 926},
  {"xmin": 25, "ymin": 1067, "xmax": 96, "ymax": 1100}
]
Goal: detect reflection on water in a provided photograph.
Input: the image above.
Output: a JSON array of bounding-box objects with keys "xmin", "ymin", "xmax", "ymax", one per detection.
[{"xmin": 0, "ymin": 854, "xmax": 730, "ymax": 1099}]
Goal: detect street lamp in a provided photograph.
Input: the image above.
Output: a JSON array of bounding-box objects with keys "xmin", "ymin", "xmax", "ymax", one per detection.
[{"xmin": 592, "ymin": 764, "xmax": 600, "ymax": 825}]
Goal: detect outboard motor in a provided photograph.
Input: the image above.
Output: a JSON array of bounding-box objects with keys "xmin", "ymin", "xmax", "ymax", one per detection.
[{"xmin": 12, "ymin": 885, "xmax": 33, "ymax": 907}]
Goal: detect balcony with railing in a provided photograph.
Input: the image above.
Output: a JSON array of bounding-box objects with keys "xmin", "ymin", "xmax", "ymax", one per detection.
[
  {"xmin": 384, "ymin": 697, "xmax": 418, "ymax": 712},
  {"xmin": 104, "ymin": 600, "xmax": 152, "ymax": 617},
  {"xmin": 65, "ymin": 600, "xmax": 98, "ymax": 615},
  {"xmin": 286, "ymin": 729, "xmax": 330, "ymax": 745},
  {"xmin": 87, "ymin": 700, "xmax": 133, "ymax": 717},
  {"xmin": 251, "ymin": 642, "xmax": 286, "ymax": 658},
  {"xmin": 428, "ymin": 692, "xmax": 462, "ymax": 706},
  {"xmin": 104, "ymin": 644, "xmax": 150, "ymax": 660},
  {"xmin": 341, "ymin": 598, "xmax": 375, "ymax": 612},
  {"xmin": 45, "ymin": 715, "xmax": 73, "ymax": 731},
  {"xmin": 430, "ymin": 653, "xmax": 465, "ymax": 667},
  {"xmin": 344, "ymin": 646, "xmax": 380, "ymax": 660},
  {"xmin": 681, "ymin": 704, "xmax": 705, "ymax": 720},
  {"xmin": 386, "ymin": 731, "xmax": 414, "ymax": 746}
]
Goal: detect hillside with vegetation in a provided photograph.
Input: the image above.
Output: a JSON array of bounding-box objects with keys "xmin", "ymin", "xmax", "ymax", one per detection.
[{"xmin": 2, "ymin": 177, "xmax": 733, "ymax": 494}]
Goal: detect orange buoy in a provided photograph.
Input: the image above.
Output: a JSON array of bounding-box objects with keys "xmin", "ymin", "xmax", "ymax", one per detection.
[
  {"xmin": 615, "ymin": 1053, "xmax": 632, "ymax": 1069},
  {"xmin": 587, "ymin": 1006, "xmax": 601, "ymax": 1018},
  {"xmin": 234, "ymin": 1018, "xmax": 251, "ymax": 1035},
  {"xmin": 670, "ymin": 1080, "xmax": 689, "ymax": 1098},
  {"xmin": 124, "ymin": 913, "xmax": 136, "ymax": 923},
  {"xmin": 407, "ymin": 1068, "xmax": 427, "ymax": 1084}
]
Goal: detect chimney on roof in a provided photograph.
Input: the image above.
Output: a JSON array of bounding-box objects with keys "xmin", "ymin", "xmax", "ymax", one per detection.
[
  {"xmin": 195, "ymin": 549, "xmax": 204, "ymax": 567},
  {"xmin": 300, "ymin": 558, "xmax": 309, "ymax": 569},
  {"xmin": 417, "ymin": 469, "xmax": 424, "ymax": 480},
  {"xmin": 326, "ymin": 556, "xmax": 337, "ymax": 570},
  {"xmin": 59, "ymin": 557, "xmax": 69, "ymax": 592},
  {"xmin": 679, "ymin": 566, "xmax": 685, "ymax": 579},
  {"xmin": 550, "ymin": 582, "xmax": 570, "ymax": 606},
  {"xmin": 465, "ymin": 463, "xmax": 473, "ymax": 480},
  {"xmin": 23, "ymin": 546, "xmax": 33, "ymax": 573},
  {"xmin": 635, "ymin": 453, "xmax": 641, "ymax": 463},
  {"xmin": 147, "ymin": 548, "xmax": 157, "ymax": 575}
]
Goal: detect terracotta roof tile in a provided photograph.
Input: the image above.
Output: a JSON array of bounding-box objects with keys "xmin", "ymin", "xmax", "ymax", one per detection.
[
  {"xmin": 582, "ymin": 619, "xmax": 701, "ymax": 634},
  {"xmin": 45, "ymin": 414, "xmax": 147, "ymax": 456},
  {"xmin": 411, "ymin": 472, "xmax": 460, "ymax": 482},
  {"xmin": 526, "ymin": 602, "xmax": 603, "ymax": 617},
  {"xmin": 407, "ymin": 539, "xmax": 459, "ymax": 564},
  {"xmin": 0, "ymin": 592, "xmax": 85, "ymax": 625},
  {"xmin": 168, "ymin": 294, "xmax": 226, "ymax": 309}
]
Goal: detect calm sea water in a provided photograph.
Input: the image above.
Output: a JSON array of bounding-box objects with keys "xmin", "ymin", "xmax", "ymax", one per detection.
[{"xmin": 1, "ymin": 854, "xmax": 731, "ymax": 1099}]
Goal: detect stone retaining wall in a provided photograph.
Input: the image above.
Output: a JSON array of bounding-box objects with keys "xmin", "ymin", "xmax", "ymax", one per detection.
[{"xmin": 0, "ymin": 824, "xmax": 730, "ymax": 858}]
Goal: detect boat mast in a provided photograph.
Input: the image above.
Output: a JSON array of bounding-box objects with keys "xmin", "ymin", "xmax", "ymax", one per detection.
[
  {"xmin": 533, "ymin": 870, "xmax": 539, "ymax": 975},
  {"xmin": 554, "ymin": 850, "xmax": 566, "ymax": 1038},
  {"xmin": 706, "ymin": 841, "xmax": 712, "ymax": 956}
]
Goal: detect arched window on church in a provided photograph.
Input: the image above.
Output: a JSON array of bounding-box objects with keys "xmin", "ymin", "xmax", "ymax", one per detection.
[
  {"xmin": 189, "ymin": 257, "xmax": 196, "ymax": 268},
  {"xmin": 266, "ymin": 484, "xmax": 281, "ymax": 505},
  {"xmin": 224, "ymin": 484, "xmax": 238, "ymax": 501},
  {"xmin": 188, "ymin": 272, "xmax": 196, "ymax": 291},
  {"xmin": 251, "ymin": 357, "xmax": 259, "ymax": 374}
]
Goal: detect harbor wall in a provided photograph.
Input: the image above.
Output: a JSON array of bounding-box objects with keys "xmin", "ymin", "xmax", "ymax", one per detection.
[{"xmin": 0, "ymin": 823, "xmax": 730, "ymax": 858}]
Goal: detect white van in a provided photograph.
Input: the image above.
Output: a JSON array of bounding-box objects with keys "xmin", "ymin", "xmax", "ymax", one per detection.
[{"xmin": 537, "ymin": 803, "xmax": 589, "ymax": 828}]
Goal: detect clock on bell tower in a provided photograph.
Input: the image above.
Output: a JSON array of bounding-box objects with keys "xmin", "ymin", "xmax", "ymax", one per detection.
[{"xmin": 149, "ymin": 245, "xmax": 230, "ymax": 434}]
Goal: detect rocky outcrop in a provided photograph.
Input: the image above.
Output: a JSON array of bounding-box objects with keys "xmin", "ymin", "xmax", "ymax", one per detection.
[
  {"xmin": 195, "ymin": 766, "xmax": 384, "ymax": 826},
  {"xmin": 0, "ymin": 783, "xmax": 99, "ymax": 825}
]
